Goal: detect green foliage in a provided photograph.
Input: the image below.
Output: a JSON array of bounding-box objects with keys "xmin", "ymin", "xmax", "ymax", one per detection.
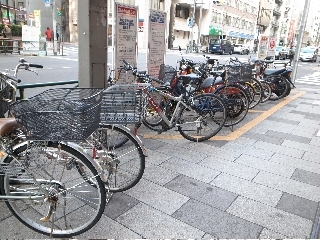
[{"xmin": 0, "ymin": 24, "xmax": 22, "ymax": 37}]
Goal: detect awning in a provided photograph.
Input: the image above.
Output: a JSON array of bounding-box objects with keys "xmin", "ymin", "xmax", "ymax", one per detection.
[
  {"xmin": 229, "ymin": 31, "xmax": 239, "ymax": 37},
  {"xmin": 209, "ymin": 26, "xmax": 222, "ymax": 35}
]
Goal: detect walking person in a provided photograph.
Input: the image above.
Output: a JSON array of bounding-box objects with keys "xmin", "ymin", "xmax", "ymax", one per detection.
[
  {"xmin": 2, "ymin": 24, "xmax": 12, "ymax": 39},
  {"xmin": 288, "ymin": 46, "xmax": 294, "ymax": 66},
  {"xmin": 45, "ymin": 27, "xmax": 52, "ymax": 41}
]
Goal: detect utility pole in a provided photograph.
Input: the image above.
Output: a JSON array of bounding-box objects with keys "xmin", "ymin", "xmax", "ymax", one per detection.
[
  {"xmin": 189, "ymin": 0, "xmax": 196, "ymax": 52},
  {"xmin": 291, "ymin": 0, "xmax": 311, "ymax": 84},
  {"xmin": 52, "ymin": 0, "xmax": 57, "ymax": 56},
  {"xmin": 197, "ymin": 0, "xmax": 203, "ymax": 48}
]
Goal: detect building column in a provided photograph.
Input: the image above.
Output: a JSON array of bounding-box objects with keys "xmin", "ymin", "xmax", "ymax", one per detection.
[{"xmin": 78, "ymin": 0, "xmax": 108, "ymax": 88}]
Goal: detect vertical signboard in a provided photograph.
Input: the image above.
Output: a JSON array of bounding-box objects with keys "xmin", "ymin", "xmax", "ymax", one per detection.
[
  {"xmin": 34, "ymin": 10, "xmax": 41, "ymax": 28},
  {"xmin": 258, "ymin": 36, "xmax": 268, "ymax": 60},
  {"xmin": 114, "ymin": 3, "xmax": 138, "ymax": 84},
  {"xmin": 147, "ymin": 10, "xmax": 166, "ymax": 78},
  {"xmin": 267, "ymin": 36, "xmax": 276, "ymax": 58}
]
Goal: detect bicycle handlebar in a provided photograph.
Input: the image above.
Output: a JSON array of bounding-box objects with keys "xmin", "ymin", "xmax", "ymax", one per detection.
[{"xmin": 29, "ymin": 64, "xmax": 43, "ymax": 68}]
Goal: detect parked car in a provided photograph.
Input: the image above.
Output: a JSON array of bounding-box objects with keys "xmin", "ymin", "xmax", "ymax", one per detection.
[
  {"xmin": 209, "ymin": 39, "xmax": 234, "ymax": 55},
  {"xmin": 233, "ymin": 44, "xmax": 249, "ymax": 55},
  {"xmin": 299, "ymin": 48, "xmax": 318, "ymax": 62},
  {"xmin": 305, "ymin": 46, "xmax": 319, "ymax": 55},
  {"xmin": 275, "ymin": 46, "xmax": 286, "ymax": 60}
]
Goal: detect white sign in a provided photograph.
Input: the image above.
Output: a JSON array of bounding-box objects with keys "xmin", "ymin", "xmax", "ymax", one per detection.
[
  {"xmin": 44, "ymin": 0, "xmax": 50, "ymax": 7},
  {"xmin": 147, "ymin": 10, "xmax": 166, "ymax": 78},
  {"xmin": 114, "ymin": 3, "xmax": 138, "ymax": 84},
  {"xmin": 258, "ymin": 36, "xmax": 268, "ymax": 60},
  {"xmin": 267, "ymin": 36, "xmax": 276, "ymax": 58}
]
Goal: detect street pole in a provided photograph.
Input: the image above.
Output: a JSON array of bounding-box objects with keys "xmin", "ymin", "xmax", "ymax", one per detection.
[
  {"xmin": 255, "ymin": 0, "xmax": 261, "ymax": 56},
  {"xmin": 52, "ymin": 0, "xmax": 57, "ymax": 56},
  {"xmin": 291, "ymin": 0, "xmax": 311, "ymax": 84},
  {"xmin": 197, "ymin": 0, "xmax": 202, "ymax": 48},
  {"xmin": 190, "ymin": 0, "xmax": 196, "ymax": 52}
]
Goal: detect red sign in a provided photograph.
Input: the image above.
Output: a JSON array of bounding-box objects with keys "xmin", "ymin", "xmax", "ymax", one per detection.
[{"xmin": 28, "ymin": 13, "xmax": 34, "ymax": 19}]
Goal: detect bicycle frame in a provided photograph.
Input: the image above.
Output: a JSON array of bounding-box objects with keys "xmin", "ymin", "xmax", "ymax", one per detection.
[{"xmin": 147, "ymin": 85, "xmax": 194, "ymax": 128}]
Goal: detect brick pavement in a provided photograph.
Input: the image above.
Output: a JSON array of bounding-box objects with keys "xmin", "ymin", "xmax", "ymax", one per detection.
[{"xmin": 0, "ymin": 85, "xmax": 320, "ymax": 238}]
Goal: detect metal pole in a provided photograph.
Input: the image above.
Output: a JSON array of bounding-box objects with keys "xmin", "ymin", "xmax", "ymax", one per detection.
[
  {"xmin": 52, "ymin": 0, "xmax": 58, "ymax": 56},
  {"xmin": 291, "ymin": 0, "xmax": 311, "ymax": 84},
  {"xmin": 190, "ymin": 0, "xmax": 196, "ymax": 52},
  {"xmin": 255, "ymin": 0, "xmax": 261, "ymax": 56},
  {"xmin": 197, "ymin": 0, "xmax": 202, "ymax": 48}
]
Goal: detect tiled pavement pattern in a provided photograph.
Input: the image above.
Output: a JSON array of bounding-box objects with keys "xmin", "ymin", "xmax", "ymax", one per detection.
[{"xmin": 1, "ymin": 86, "xmax": 320, "ymax": 238}]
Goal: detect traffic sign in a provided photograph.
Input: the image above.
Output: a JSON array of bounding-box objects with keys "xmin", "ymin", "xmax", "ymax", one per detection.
[{"xmin": 28, "ymin": 13, "xmax": 34, "ymax": 19}]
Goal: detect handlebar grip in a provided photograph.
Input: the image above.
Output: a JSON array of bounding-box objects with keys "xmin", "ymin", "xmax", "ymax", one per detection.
[
  {"xmin": 29, "ymin": 64, "xmax": 43, "ymax": 68},
  {"xmin": 2, "ymin": 73, "xmax": 21, "ymax": 83}
]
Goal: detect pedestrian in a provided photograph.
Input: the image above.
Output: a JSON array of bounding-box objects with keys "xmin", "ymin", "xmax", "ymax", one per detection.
[
  {"xmin": 45, "ymin": 27, "xmax": 52, "ymax": 41},
  {"xmin": 2, "ymin": 24, "xmax": 12, "ymax": 39},
  {"xmin": 288, "ymin": 46, "xmax": 294, "ymax": 66}
]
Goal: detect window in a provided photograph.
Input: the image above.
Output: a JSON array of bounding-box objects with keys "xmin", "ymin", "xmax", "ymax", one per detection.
[{"xmin": 175, "ymin": 5, "xmax": 189, "ymax": 19}]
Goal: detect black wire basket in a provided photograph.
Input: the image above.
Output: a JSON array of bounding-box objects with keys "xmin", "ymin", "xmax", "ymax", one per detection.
[
  {"xmin": 226, "ymin": 64, "xmax": 253, "ymax": 83},
  {"xmin": 158, "ymin": 64, "xmax": 177, "ymax": 84},
  {"xmin": 10, "ymin": 88, "xmax": 104, "ymax": 141},
  {"xmin": 100, "ymin": 84, "xmax": 149, "ymax": 124}
]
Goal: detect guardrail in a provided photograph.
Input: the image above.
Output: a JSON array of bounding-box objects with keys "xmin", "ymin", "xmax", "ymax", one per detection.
[
  {"xmin": 0, "ymin": 39, "xmax": 22, "ymax": 54},
  {"xmin": 16, "ymin": 80, "xmax": 79, "ymax": 99}
]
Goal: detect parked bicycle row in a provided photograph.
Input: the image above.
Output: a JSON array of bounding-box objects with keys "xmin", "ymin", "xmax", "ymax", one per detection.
[{"xmin": 0, "ymin": 53, "xmax": 296, "ymax": 237}]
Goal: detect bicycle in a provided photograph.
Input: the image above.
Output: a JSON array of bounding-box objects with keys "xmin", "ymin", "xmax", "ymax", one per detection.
[
  {"xmin": 122, "ymin": 60, "xmax": 227, "ymax": 142},
  {"xmin": 0, "ymin": 61, "xmax": 148, "ymax": 237}
]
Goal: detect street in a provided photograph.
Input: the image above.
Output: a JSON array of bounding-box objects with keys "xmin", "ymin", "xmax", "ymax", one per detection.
[{"xmin": 0, "ymin": 46, "xmax": 320, "ymax": 238}]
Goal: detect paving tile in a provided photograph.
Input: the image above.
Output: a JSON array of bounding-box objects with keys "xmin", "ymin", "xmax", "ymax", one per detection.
[
  {"xmin": 253, "ymin": 140, "xmax": 305, "ymax": 159},
  {"xmin": 235, "ymin": 154, "xmax": 296, "ymax": 178},
  {"xmin": 267, "ymin": 116, "xmax": 300, "ymax": 125},
  {"xmin": 172, "ymin": 199, "xmax": 263, "ymax": 238},
  {"xmin": 156, "ymin": 144, "xmax": 209, "ymax": 163},
  {"xmin": 309, "ymin": 137, "xmax": 320, "ymax": 147},
  {"xmin": 243, "ymin": 131, "xmax": 284, "ymax": 145},
  {"xmin": 124, "ymin": 178, "xmax": 189, "ymax": 215},
  {"xmin": 302, "ymin": 151, "xmax": 320, "ymax": 164},
  {"xmin": 116, "ymin": 202, "xmax": 205, "ymax": 238},
  {"xmin": 200, "ymin": 156, "xmax": 259, "ymax": 181},
  {"xmin": 160, "ymin": 157, "xmax": 221, "ymax": 183},
  {"xmin": 104, "ymin": 192, "xmax": 139, "ymax": 220},
  {"xmin": 78, "ymin": 215, "xmax": 142, "ymax": 238},
  {"xmin": 291, "ymin": 168, "xmax": 320, "ymax": 187},
  {"xmin": 272, "ymin": 111, "xmax": 306, "ymax": 121},
  {"xmin": 146, "ymin": 150, "xmax": 173, "ymax": 165},
  {"xmin": 259, "ymin": 228, "xmax": 288, "ymax": 239},
  {"xmin": 282, "ymin": 139, "xmax": 320, "ymax": 154},
  {"xmin": 297, "ymin": 118, "xmax": 320, "ymax": 128},
  {"xmin": 142, "ymin": 138, "xmax": 167, "ymax": 150},
  {"xmin": 271, "ymin": 153, "xmax": 320, "ymax": 174},
  {"xmin": 0, "ymin": 202, "xmax": 13, "ymax": 221},
  {"xmin": 290, "ymin": 128, "xmax": 318, "ymax": 138},
  {"xmin": 265, "ymin": 130, "xmax": 311, "ymax": 144},
  {"xmin": 276, "ymin": 193, "xmax": 319, "ymax": 221},
  {"xmin": 165, "ymin": 175, "xmax": 238, "ymax": 211},
  {"xmin": 242, "ymin": 146, "xmax": 275, "ymax": 160},
  {"xmin": 211, "ymin": 173, "xmax": 282, "ymax": 207},
  {"xmin": 143, "ymin": 162, "xmax": 180, "ymax": 186},
  {"xmin": 227, "ymin": 196, "xmax": 313, "ymax": 238},
  {"xmin": 207, "ymin": 147, "xmax": 243, "ymax": 161},
  {"xmin": 253, "ymin": 171, "xmax": 320, "ymax": 202},
  {"xmin": 0, "ymin": 215, "xmax": 48, "ymax": 238},
  {"xmin": 304, "ymin": 114, "xmax": 320, "ymax": 121},
  {"xmin": 291, "ymin": 110, "xmax": 320, "ymax": 118}
]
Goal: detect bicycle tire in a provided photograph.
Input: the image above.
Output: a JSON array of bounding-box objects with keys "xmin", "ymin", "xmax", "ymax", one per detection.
[
  {"xmin": 265, "ymin": 75, "xmax": 290, "ymax": 101},
  {"xmin": 1, "ymin": 141, "xmax": 106, "ymax": 238},
  {"xmin": 259, "ymin": 80, "xmax": 272, "ymax": 103},
  {"xmin": 177, "ymin": 93, "xmax": 227, "ymax": 142},
  {"xmin": 246, "ymin": 78, "xmax": 263, "ymax": 109},
  {"xmin": 213, "ymin": 84, "xmax": 250, "ymax": 127},
  {"xmin": 85, "ymin": 124, "xmax": 145, "ymax": 192}
]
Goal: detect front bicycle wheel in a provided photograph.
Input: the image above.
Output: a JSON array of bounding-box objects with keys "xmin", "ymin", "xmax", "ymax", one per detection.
[
  {"xmin": 259, "ymin": 80, "xmax": 272, "ymax": 103},
  {"xmin": 177, "ymin": 93, "xmax": 227, "ymax": 142},
  {"xmin": 265, "ymin": 75, "xmax": 290, "ymax": 101},
  {"xmin": 1, "ymin": 141, "xmax": 106, "ymax": 238},
  {"xmin": 86, "ymin": 124, "xmax": 145, "ymax": 192}
]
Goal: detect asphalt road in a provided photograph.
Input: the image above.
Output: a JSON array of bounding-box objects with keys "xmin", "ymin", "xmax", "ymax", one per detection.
[{"xmin": 0, "ymin": 44, "xmax": 319, "ymax": 98}]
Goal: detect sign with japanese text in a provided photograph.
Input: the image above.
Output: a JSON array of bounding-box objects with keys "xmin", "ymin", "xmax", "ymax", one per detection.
[
  {"xmin": 267, "ymin": 36, "xmax": 276, "ymax": 58},
  {"xmin": 258, "ymin": 36, "xmax": 268, "ymax": 60},
  {"xmin": 147, "ymin": 10, "xmax": 166, "ymax": 78},
  {"xmin": 114, "ymin": 3, "xmax": 138, "ymax": 83}
]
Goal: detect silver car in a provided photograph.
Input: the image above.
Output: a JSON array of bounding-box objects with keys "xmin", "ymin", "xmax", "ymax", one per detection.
[{"xmin": 299, "ymin": 48, "xmax": 317, "ymax": 62}]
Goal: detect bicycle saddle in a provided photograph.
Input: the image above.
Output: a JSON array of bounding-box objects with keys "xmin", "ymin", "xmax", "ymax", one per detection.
[
  {"xmin": 0, "ymin": 118, "xmax": 19, "ymax": 136},
  {"xmin": 264, "ymin": 68, "xmax": 286, "ymax": 76},
  {"xmin": 178, "ymin": 74, "xmax": 201, "ymax": 85}
]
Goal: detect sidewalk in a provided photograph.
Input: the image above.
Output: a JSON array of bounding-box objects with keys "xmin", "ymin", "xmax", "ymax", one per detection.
[{"xmin": 0, "ymin": 85, "xmax": 320, "ymax": 238}]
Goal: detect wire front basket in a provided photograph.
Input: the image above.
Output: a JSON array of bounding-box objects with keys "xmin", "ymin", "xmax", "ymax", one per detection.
[
  {"xmin": 10, "ymin": 88, "xmax": 104, "ymax": 141},
  {"xmin": 100, "ymin": 84, "xmax": 149, "ymax": 124},
  {"xmin": 158, "ymin": 64, "xmax": 177, "ymax": 84},
  {"xmin": 226, "ymin": 64, "xmax": 253, "ymax": 83}
]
